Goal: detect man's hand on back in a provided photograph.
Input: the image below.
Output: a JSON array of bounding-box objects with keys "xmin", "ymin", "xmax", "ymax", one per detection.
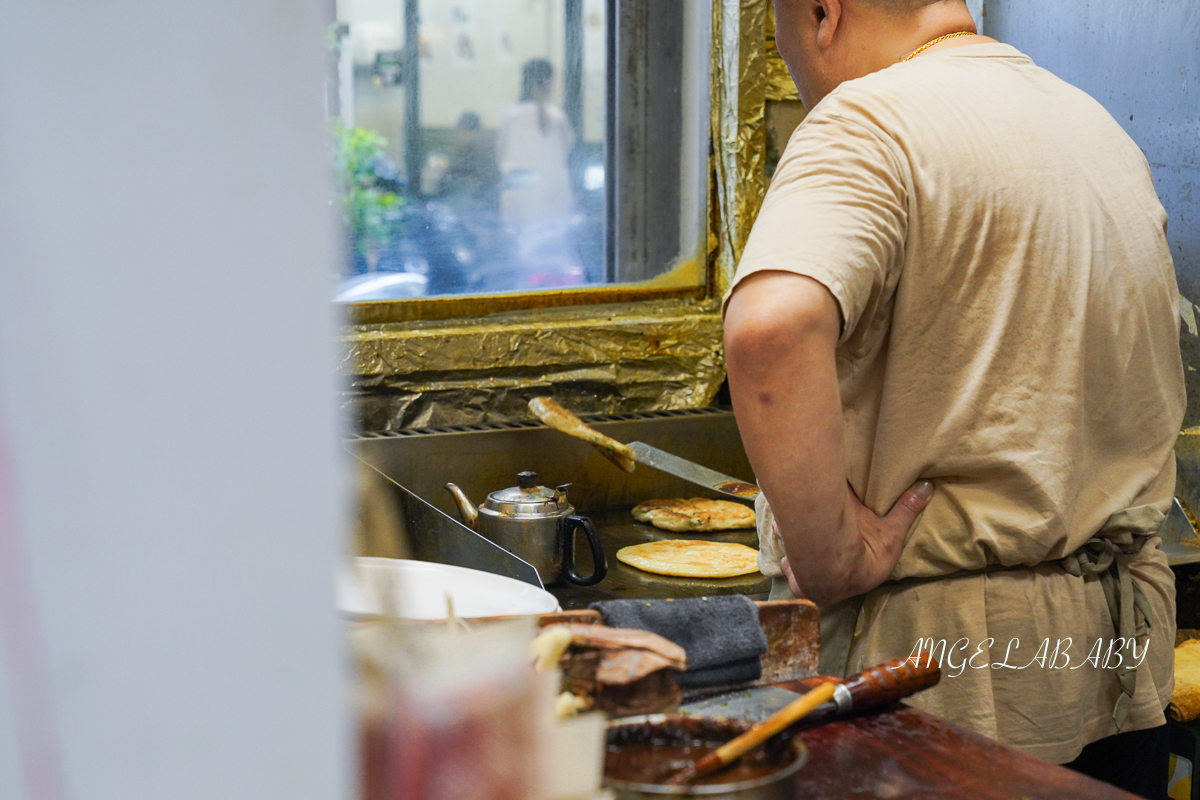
[
  {"xmin": 849, "ymin": 478, "xmax": 935, "ymax": 590},
  {"xmin": 781, "ymin": 479, "xmax": 934, "ymax": 601},
  {"xmin": 725, "ymin": 269, "xmax": 934, "ymax": 606}
]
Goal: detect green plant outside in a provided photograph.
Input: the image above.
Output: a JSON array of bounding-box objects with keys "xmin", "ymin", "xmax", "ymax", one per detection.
[{"xmin": 332, "ymin": 119, "xmax": 405, "ymax": 265}]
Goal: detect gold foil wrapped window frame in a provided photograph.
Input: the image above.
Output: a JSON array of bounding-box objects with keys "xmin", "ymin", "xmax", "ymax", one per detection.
[
  {"xmin": 761, "ymin": 4, "xmax": 808, "ymax": 179},
  {"xmin": 709, "ymin": 0, "xmax": 768, "ymax": 298},
  {"xmin": 341, "ymin": 0, "xmax": 777, "ymax": 431},
  {"xmin": 344, "ymin": 299, "xmax": 726, "ymax": 431},
  {"xmin": 764, "ymin": 3, "xmax": 801, "ymax": 102}
]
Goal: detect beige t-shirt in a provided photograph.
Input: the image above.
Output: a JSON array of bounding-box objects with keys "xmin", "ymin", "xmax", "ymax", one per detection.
[{"xmin": 727, "ymin": 43, "xmax": 1185, "ymax": 763}]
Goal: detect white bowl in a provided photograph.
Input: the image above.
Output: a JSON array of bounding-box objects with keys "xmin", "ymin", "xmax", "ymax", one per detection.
[{"xmin": 344, "ymin": 557, "xmax": 561, "ymax": 620}]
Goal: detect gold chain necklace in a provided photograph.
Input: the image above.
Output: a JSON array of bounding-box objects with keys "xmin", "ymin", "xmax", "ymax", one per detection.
[{"xmin": 899, "ymin": 31, "xmax": 975, "ymax": 62}]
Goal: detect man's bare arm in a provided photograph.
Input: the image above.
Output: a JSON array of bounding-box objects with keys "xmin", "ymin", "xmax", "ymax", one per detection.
[{"xmin": 724, "ymin": 271, "xmax": 932, "ymax": 605}]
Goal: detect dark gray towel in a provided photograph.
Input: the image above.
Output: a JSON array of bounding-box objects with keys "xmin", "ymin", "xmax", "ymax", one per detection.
[{"xmin": 590, "ymin": 595, "xmax": 768, "ymax": 687}]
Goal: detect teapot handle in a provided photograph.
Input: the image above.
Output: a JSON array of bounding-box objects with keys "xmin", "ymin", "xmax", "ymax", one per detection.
[{"xmin": 560, "ymin": 515, "xmax": 607, "ymax": 587}]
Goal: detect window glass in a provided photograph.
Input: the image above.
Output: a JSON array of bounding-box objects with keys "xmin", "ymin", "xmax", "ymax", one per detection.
[{"xmin": 329, "ymin": 0, "xmax": 710, "ymax": 303}]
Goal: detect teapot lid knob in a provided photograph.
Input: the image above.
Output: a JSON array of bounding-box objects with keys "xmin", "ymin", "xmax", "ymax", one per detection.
[{"xmin": 517, "ymin": 471, "xmax": 538, "ymax": 490}]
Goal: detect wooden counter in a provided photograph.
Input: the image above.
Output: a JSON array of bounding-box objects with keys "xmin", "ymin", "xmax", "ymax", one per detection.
[{"xmin": 784, "ymin": 703, "xmax": 1139, "ymax": 799}]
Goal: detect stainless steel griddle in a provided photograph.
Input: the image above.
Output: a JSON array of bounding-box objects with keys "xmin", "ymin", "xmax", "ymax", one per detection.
[
  {"xmin": 349, "ymin": 408, "xmax": 771, "ymax": 608},
  {"xmin": 548, "ymin": 507, "xmax": 769, "ymax": 608}
]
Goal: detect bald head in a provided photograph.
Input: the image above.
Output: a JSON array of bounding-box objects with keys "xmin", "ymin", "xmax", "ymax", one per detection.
[
  {"xmin": 777, "ymin": 0, "xmax": 962, "ymax": 17},
  {"xmin": 772, "ymin": 0, "xmax": 983, "ymax": 108},
  {"xmin": 858, "ymin": 0, "xmax": 948, "ymax": 11}
]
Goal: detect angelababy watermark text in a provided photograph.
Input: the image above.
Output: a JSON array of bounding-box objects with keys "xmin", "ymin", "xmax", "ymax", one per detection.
[{"xmin": 896, "ymin": 637, "xmax": 1148, "ymax": 678}]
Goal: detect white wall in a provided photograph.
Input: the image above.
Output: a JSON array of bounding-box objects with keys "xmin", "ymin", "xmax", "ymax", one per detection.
[
  {"xmin": 0, "ymin": 2, "xmax": 349, "ymax": 800},
  {"xmin": 340, "ymin": 0, "xmax": 607, "ymax": 137}
]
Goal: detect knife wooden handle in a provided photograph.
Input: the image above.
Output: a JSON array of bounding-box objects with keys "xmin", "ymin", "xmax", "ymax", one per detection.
[{"xmin": 842, "ymin": 656, "xmax": 941, "ymax": 711}]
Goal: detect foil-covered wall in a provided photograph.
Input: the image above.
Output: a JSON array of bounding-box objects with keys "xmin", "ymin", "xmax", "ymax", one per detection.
[
  {"xmin": 710, "ymin": 0, "xmax": 767, "ymax": 298},
  {"xmin": 342, "ymin": 0, "xmax": 782, "ymax": 431},
  {"xmin": 344, "ymin": 300, "xmax": 726, "ymax": 430},
  {"xmin": 763, "ymin": 5, "xmax": 800, "ymax": 102},
  {"xmin": 762, "ymin": 6, "xmax": 808, "ymax": 181}
]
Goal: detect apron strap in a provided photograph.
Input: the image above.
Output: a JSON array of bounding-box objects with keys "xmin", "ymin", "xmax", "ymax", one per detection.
[{"xmin": 1060, "ymin": 504, "xmax": 1163, "ymax": 731}]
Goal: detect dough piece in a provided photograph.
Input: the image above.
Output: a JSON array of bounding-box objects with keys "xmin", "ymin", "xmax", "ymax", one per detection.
[
  {"xmin": 1172, "ymin": 638, "xmax": 1200, "ymax": 722},
  {"xmin": 616, "ymin": 540, "xmax": 762, "ymax": 578},
  {"xmin": 631, "ymin": 497, "xmax": 756, "ymax": 531}
]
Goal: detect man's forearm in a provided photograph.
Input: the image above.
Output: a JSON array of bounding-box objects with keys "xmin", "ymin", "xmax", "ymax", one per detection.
[{"xmin": 724, "ymin": 272, "xmax": 863, "ymax": 604}]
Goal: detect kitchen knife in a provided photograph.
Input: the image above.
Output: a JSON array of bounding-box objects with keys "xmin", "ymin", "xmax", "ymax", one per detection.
[
  {"xmin": 677, "ymin": 657, "xmax": 941, "ymax": 723},
  {"xmin": 527, "ymin": 397, "xmax": 759, "ymax": 502},
  {"xmin": 664, "ymin": 658, "xmax": 940, "ymax": 786},
  {"xmin": 678, "ymin": 685, "xmax": 809, "ymax": 723},
  {"xmin": 625, "ymin": 441, "xmax": 760, "ymax": 505},
  {"xmin": 1157, "ymin": 497, "xmax": 1200, "ymax": 566}
]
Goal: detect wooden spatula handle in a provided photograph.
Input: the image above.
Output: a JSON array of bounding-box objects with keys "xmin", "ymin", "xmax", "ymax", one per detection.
[
  {"xmin": 664, "ymin": 658, "xmax": 941, "ymax": 787},
  {"xmin": 663, "ymin": 682, "xmax": 836, "ymax": 786},
  {"xmin": 843, "ymin": 656, "xmax": 941, "ymax": 711},
  {"xmin": 527, "ymin": 396, "xmax": 636, "ymax": 472}
]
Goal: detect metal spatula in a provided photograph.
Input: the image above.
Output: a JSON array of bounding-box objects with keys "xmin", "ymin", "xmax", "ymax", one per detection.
[{"xmin": 528, "ymin": 397, "xmax": 758, "ymax": 504}]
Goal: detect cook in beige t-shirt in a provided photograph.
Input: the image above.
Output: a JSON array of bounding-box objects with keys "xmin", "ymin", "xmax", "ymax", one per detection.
[{"xmin": 726, "ymin": 43, "xmax": 1184, "ymax": 764}]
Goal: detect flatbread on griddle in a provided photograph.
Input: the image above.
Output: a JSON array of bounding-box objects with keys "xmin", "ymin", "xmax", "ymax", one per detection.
[
  {"xmin": 616, "ymin": 540, "xmax": 761, "ymax": 578},
  {"xmin": 631, "ymin": 497, "xmax": 756, "ymax": 532}
]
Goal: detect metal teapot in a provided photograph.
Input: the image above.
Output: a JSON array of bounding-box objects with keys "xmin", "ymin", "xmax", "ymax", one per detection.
[{"xmin": 445, "ymin": 471, "xmax": 607, "ymax": 587}]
